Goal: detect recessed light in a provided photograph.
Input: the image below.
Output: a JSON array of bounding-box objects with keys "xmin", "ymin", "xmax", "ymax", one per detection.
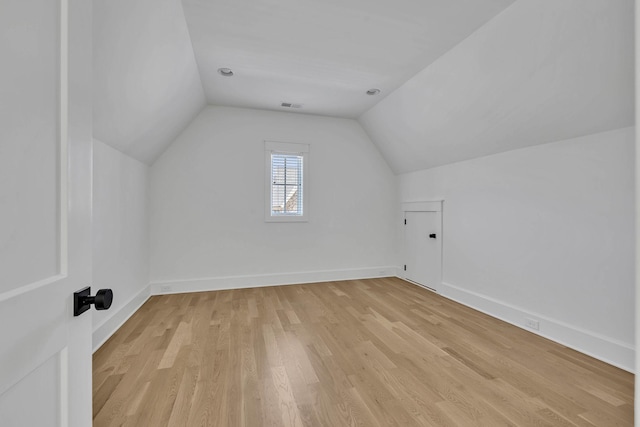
[
  {"xmin": 217, "ymin": 68, "xmax": 234, "ymax": 77},
  {"xmin": 366, "ymin": 88, "xmax": 381, "ymax": 96}
]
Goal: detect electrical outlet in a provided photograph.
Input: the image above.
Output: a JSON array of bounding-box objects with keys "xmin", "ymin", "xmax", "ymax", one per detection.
[
  {"xmin": 525, "ymin": 318, "xmax": 539, "ymax": 330},
  {"xmin": 160, "ymin": 285, "xmax": 172, "ymax": 293}
]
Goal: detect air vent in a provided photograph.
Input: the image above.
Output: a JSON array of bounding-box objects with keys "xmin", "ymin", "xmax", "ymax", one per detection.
[{"xmin": 281, "ymin": 102, "xmax": 302, "ymax": 109}]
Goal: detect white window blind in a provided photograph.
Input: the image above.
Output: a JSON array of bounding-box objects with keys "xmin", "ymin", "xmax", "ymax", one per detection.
[
  {"xmin": 264, "ymin": 141, "xmax": 309, "ymax": 222},
  {"xmin": 270, "ymin": 153, "xmax": 303, "ymax": 216}
]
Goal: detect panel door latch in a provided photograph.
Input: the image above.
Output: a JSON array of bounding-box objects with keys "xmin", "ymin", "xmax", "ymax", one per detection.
[{"xmin": 74, "ymin": 287, "xmax": 113, "ymax": 316}]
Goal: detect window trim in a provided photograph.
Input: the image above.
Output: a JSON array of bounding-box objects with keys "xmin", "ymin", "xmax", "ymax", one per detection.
[{"xmin": 264, "ymin": 141, "xmax": 309, "ymax": 222}]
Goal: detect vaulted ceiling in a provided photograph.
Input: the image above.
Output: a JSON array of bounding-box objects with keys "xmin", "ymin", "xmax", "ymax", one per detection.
[
  {"xmin": 360, "ymin": 0, "xmax": 635, "ymax": 173},
  {"xmin": 92, "ymin": 0, "xmax": 634, "ymax": 171},
  {"xmin": 181, "ymin": 0, "xmax": 514, "ymax": 118},
  {"xmin": 93, "ymin": 0, "xmax": 206, "ymax": 163}
]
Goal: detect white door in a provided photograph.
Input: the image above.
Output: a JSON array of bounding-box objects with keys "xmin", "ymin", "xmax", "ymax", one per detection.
[
  {"xmin": 404, "ymin": 211, "xmax": 442, "ymax": 291},
  {"xmin": 0, "ymin": 0, "xmax": 93, "ymax": 426}
]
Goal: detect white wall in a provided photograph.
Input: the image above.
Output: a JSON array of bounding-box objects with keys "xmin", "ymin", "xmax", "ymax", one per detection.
[
  {"xmin": 150, "ymin": 106, "xmax": 397, "ymax": 291},
  {"xmin": 400, "ymin": 127, "xmax": 635, "ymax": 371},
  {"xmin": 92, "ymin": 140, "xmax": 150, "ymax": 350}
]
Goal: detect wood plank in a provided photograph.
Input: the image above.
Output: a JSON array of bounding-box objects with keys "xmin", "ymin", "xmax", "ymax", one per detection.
[{"xmin": 94, "ymin": 277, "xmax": 634, "ymax": 426}]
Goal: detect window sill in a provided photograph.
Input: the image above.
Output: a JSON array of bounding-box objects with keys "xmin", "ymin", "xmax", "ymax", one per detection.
[{"xmin": 265, "ymin": 215, "xmax": 308, "ymax": 223}]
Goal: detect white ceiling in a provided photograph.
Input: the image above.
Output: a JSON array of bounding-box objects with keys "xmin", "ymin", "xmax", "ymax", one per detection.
[
  {"xmin": 182, "ymin": 0, "xmax": 515, "ymax": 118},
  {"xmin": 93, "ymin": 0, "xmax": 205, "ymax": 164},
  {"xmin": 360, "ymin": 0, "xmax": 635, "ymax": 173},
  {"xmin": 92, "ymin": 0, "xmax": 634, "ymax": 170}
]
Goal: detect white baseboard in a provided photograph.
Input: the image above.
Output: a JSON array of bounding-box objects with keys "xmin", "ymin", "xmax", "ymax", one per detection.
[
  {"xmin": 150, "ymin": 266, "xmax": 397, "ymax": 295},
  {"xmin": 92, "ymin": 285, "xmax": 151, "ymax": 353},
  {"xmin": 436, "ymin": 281, "xmax": 634, "ymax": 373}
]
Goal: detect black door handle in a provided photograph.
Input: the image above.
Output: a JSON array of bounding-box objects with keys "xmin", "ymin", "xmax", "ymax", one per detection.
[
  {"xmin": 74, "ymin": 287, "xmax": 113, "ymax": 316},
  {"xmin": 429, "ymin": 233, "xmax": 437, "ymax": 239}
]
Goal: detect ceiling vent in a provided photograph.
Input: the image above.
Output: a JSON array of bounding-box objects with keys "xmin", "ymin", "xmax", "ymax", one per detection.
[{"xmin": 281, "ymin": 102, "xmax": 302, "ymax": 109}]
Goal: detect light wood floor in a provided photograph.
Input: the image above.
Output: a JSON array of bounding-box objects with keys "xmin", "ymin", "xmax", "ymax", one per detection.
[{"xmin": 93, "ymin": 277, "xmax": 634, "ymax": 426}]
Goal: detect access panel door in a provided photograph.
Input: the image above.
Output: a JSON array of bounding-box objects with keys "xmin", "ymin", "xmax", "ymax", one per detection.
[{"xmin": 404, "ymin": 211, "xmax": 442, "ymax": 291}]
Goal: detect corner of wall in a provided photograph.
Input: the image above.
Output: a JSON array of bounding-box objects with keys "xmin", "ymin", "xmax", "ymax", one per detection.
[
  {"xmin": 92, "ymin": 284, "xmax": 151, "ymax": 353},
  {"xmin": 438, "ymin": 281, "xmax": 635, "ymax": 373}
]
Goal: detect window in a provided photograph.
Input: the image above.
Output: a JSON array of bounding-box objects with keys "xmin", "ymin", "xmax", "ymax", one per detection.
[
  {"xmin": 271, "ymin": 153, "xmax": 303, "ymax": 215},
  {"xmin": 265, "ymin": 141, "xmax": 309, "ymax": 222}
]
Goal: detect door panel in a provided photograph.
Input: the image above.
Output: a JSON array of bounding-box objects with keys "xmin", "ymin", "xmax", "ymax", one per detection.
[
  {"xmin": 404, "ymin": 211, "xmax": 442, "ymax": 291},
  {"xmin": 0, "ymin": 354, "xmax": 62, "ymax": 426},
  {"xmin": 0, "ymin": 281, "xmax": 68, "ymax": 397},
  {"xmin": 0, "ymin": 0, "xmax": 93, "ymax": 425},
  {"xmin": 0, "ymin": 0, "xmax": 60, "ymax": 293}
]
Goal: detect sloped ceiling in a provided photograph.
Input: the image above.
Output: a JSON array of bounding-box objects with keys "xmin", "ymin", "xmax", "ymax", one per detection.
[
  {"xmin": 92, "ymin": 0, "xmax": 515, "ymax": 164},
  {"xmin": 93, "ymin": 0, "xmax": 206, "ymax": 164},
  {"xmin": 92, "ymin": 0, "xmax": 634, "ymax": 171},
  {"xmin": 359, "ymin": 0, "xmax": 635, "ymax": 174},
  {"xmin": 181, "ymin": 0, "xmax": 514, "ymax": 118}
]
